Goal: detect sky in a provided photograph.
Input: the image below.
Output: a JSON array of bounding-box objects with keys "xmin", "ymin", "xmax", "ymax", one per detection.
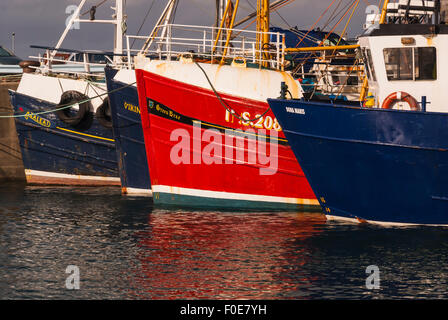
[{"xmin": 0, "ymin": 0, "xmax": 370, "ymax": 60}]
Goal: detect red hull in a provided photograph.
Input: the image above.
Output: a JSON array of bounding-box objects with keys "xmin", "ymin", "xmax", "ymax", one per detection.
[{"xmin": 136, "ymin": 66, "xmax": 318, "ymax": 209}]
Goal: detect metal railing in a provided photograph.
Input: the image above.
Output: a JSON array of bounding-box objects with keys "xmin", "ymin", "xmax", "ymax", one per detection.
[
  {"xmin": 293, "ymin": 56, "xmax": 365, "ymax": 98},
  {"xmin": 27, "ymin": 47, "xmax": 130, "ymax": 78},
  {"xmin": 126, "ymin": 23, "xmax": 286, "ymax": 70}
]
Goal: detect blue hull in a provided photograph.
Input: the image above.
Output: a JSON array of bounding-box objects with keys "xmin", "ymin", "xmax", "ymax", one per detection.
[
  {"xmin": 105, "ymin": 67, "xmax": 151, "ymax": 194},
  {"xmin": 10, "ymin": 90, "xmax": 119, "ymax": 185},
  {"xmin": 268, "ymin": 99, "xmax": 448, "ymax": 225}
]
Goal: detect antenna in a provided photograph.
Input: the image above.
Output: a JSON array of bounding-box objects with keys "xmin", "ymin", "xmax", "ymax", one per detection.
[{"xmin": 11, "ymin": 32, "xmax": 15, "ymax": 53}]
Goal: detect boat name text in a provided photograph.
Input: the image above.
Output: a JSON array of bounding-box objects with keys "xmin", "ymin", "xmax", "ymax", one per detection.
[
  {"xmin": 225, "ymin": 110, "xmax": 282, "ymax": 131},
  {"xmin": 24, "ymin": 112, "xmax": 51, "ymax": 128},
  {"xmin": 286, "ymin": 107, "xmax": 305, "ymax": 115},
  {"xmin": 124, "ymin": 102, "xmax": 140, "ymax": 114}
]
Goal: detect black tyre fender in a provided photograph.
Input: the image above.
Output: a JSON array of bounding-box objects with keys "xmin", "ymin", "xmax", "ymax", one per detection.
[
  {"xmin": 95, "ymin": 98, "xmax": 113, "ymax": 129},
  {"xmin": 56, "ymin": 91, "xmax": 94, "ymax": 130}
]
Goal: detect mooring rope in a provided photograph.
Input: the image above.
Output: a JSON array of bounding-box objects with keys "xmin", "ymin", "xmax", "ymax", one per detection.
[
  {"xmin": 194, "ymin": 62, "xmax": 271, "ymax": 123},
  {"xmin": 0, "ymin": 81, "xmax": 136, "ymax": 118}
]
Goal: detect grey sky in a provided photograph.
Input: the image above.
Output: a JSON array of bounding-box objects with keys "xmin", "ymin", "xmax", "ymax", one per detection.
[{"xmin": 0, "ymin": 0, "xmax": 369, "ymax": 60}]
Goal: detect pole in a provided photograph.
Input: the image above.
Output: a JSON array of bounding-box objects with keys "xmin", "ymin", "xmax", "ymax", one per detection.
[
  {"xmin": 50, "ymin": 0, "xmax": 87, "ymax": 62},
  {"xmin": 234, "ymin": 0, "xmax": 284, "ymax": 28},
  {"xmin": 220, "ymin": 0, "xmax": 240, "ymax": 63},
  {"xmin": 285, "ymin": 44, "xmax": 360, "ymax": 52},
  {"xmin": 379, "ymin": 0, "xmax": 390, "ymax": 24},
  {"xmin": 261, "ymin": 0, "xmax": 270, "ymax": 67},
  {"xmin": 113, "ymin": 0, "xmax": 125, "ymax": 63},
  {"xmin": 12, "ymin": 33, "xmax": 15, "ymax": 53},
  {"xmin": 215, "ymin": 0, "xmax": 220, "ymax": 27},
  {"xmin": 140, "ymin": 0, "xmax": 177, "ymax": 55},
  {"xmin": 435, "ymin": 0, "xmax": 441, "ymax": 24}
]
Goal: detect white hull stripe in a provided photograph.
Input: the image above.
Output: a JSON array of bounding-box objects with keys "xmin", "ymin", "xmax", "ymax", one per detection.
[
  {"xmin": 25, "ymin": 169, "xmax": 121, "ymax": 182},
  {"xmin": 325, "ymin": 215, "xmax": 448, "ymax": 227},
  {"xmin": 152, "ymin": 185, "xmax": 319, "ymax": 206},
  {"xmin": 123, "ymin": 187, "xmax": 153, "ymax": 196}
]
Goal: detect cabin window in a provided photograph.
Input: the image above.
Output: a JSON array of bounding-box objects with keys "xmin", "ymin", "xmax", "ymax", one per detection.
[
  {"xmin": 383, "ymin": 47, "xmax": 436, "ymax": 81},
  {"xmin": 414, "ymin": 47, "xmax": 437, "ymax": 80}
]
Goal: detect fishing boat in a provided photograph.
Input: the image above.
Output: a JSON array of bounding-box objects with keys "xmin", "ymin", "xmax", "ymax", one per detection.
[
  {"xmin": 268, "ymin": 0, "xmax": 448, "ymax": 225},
  {"xmin": 0, "ymin": 45, "xmax": 22, "ymax": 75},
  {"xmin": 106, "ymin": 66, "xmax": 149, "ymax": 194},
  {"xmin": 8, "ymin": 0, "xmax": 127, "ymax": 186},
  {"xmin": 107, "ymin": 0, "xmax": 311, "ymax": 196},
  {"xmin": 134, "ymin": 0, "xmax": 319, "ymax": 210},
  {"xmin": 109, "ymin": 0, "xmax": 359, "ymax": 198},
  {"xmin": 104, "ymin": 0, "xmax": 180, "ymax": 196}
]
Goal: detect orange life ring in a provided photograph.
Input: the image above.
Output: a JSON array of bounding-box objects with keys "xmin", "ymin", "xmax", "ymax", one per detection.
[{"xmin": 381, "ymin": 92, "xmax": 420, "ymax": 111}]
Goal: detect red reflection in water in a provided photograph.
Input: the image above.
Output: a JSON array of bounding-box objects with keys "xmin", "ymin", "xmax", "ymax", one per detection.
[{"xmin": 126, "ymin": 211, "xmax": 326, "ymax": 299}]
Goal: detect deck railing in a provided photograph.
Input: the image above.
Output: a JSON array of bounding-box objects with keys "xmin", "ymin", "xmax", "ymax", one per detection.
[{"xmin": 126, "ymin": 23, "xmax": 286, "ymax": 71}]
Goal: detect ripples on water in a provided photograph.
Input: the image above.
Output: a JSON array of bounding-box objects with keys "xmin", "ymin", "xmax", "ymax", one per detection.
[{"xmin": 0, "ymin": 182, "xmax": 448, "ymax": 300}]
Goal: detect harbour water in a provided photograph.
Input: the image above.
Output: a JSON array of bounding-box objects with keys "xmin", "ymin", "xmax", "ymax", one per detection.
[{"xmin": 1, "ymin": 182, "xmax": 448, "ymax": 300}]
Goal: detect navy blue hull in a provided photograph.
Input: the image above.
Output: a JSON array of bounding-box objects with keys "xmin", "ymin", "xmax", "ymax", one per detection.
[
  {"xmin": 10, "ymin": 90, "xmax": 119, "ymax": 185},
  {"xmin": 268, "ymin": 99, "xmax": 448, "ymax": 225},
  {"xmin": 105, "ymin": 67, "xmax": 151, "ymax": 194}
]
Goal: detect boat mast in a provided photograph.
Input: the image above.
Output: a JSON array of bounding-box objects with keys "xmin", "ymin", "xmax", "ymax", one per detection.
[
  {"xmin": 113, "ymin": 0, "xmax": 126, "ymax": 63},
  {"xmin": 220, "ymin": 0, "xmax": 240, "ymax": 63},
  {"xmin": 256, "ymin": 0, "xmax": 270, "ymax": 67},
  {"xmin": 140, "ymin": 0, "xmax": 178, "ymax": 55},
  {"xmin": 49, "ymin": 0, "xmax": 126, "ymax": 65},
  {"xmin": 212, "ymin": 0, "xmax": 239, "ymax": 57},
  {"xmin": 215, "ymin": 0, "xmax": 226, "ymax": 27},
  {"xmin": 50, "ymin": 0, "xmax": 87, "ymax": 63}
]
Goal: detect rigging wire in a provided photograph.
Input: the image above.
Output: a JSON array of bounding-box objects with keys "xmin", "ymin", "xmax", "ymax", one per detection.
[
  {"xmin": 81, "ymin": 0, "xmax": 109, "ymax": 17},
  {"xmin": 270, "ymin": 0, "xmax": 295, "ymax": 29},
  {"xmin": 294, "ymin": 0, "xmax": 338, "ymax": 48},
  {"xmin": 130, "ymin": 0, "xmax": 157, "ymax": 49},
  {"xmin": 231, "ymin": 0, "xmax": 295, "ymax": 43},
  {"xmin": 323, "ymin": 0, "xmax": 359, "ymax": 40},
  {"xmin": 291, "ymin": 0, "xmax": 360, "ymax": 76},
  {"xmin": 321, "ymin": 0, "xmax": 345, "ymax": 30},
  {"xmin": 322, "ymin": 0, "xmax": 356, "ymax": 31},
  {"xmin": 334, "ymin": 0, "xmax": 360, "ymax": 46}
]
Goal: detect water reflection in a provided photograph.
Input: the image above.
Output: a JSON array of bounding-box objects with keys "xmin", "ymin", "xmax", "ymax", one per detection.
[
  {"xmin": 128, "ymin": 211, "xmax": 326, "ymax": 299},
  {"xmin": 1, "ymin": 184, "xmax": 448, "ymax": 299}
]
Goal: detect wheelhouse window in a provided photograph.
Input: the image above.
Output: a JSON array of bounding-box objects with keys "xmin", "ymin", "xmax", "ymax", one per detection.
[
  {"xmin": 414, "ymin": 47, "xmax": 437, "ymax": 80},
  {"xmin": 383, "ymin": 47, "xmax": 437, "ymax": 81}
]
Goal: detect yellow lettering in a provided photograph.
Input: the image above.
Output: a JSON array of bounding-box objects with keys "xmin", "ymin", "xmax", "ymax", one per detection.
[
  {"xmin": 24, "ymin": 112, "xmax": 51, "ymax": 128},
  {"xmin": 123, "ymin": 102, "xmax": 140, "ymax": 114}
]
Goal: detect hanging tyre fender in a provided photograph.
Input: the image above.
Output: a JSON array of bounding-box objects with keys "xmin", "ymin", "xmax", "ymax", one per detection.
[
  {"xmin": 95, "ymin": 98, "xmax": 113, "ymax": 129},
  {"xmin": 381, "ymin": 92, "xmax": 420, "ymax": 111},
  {"xmin": 56, "ymin": 90, "xmax": 94, "ymax": 129}
]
